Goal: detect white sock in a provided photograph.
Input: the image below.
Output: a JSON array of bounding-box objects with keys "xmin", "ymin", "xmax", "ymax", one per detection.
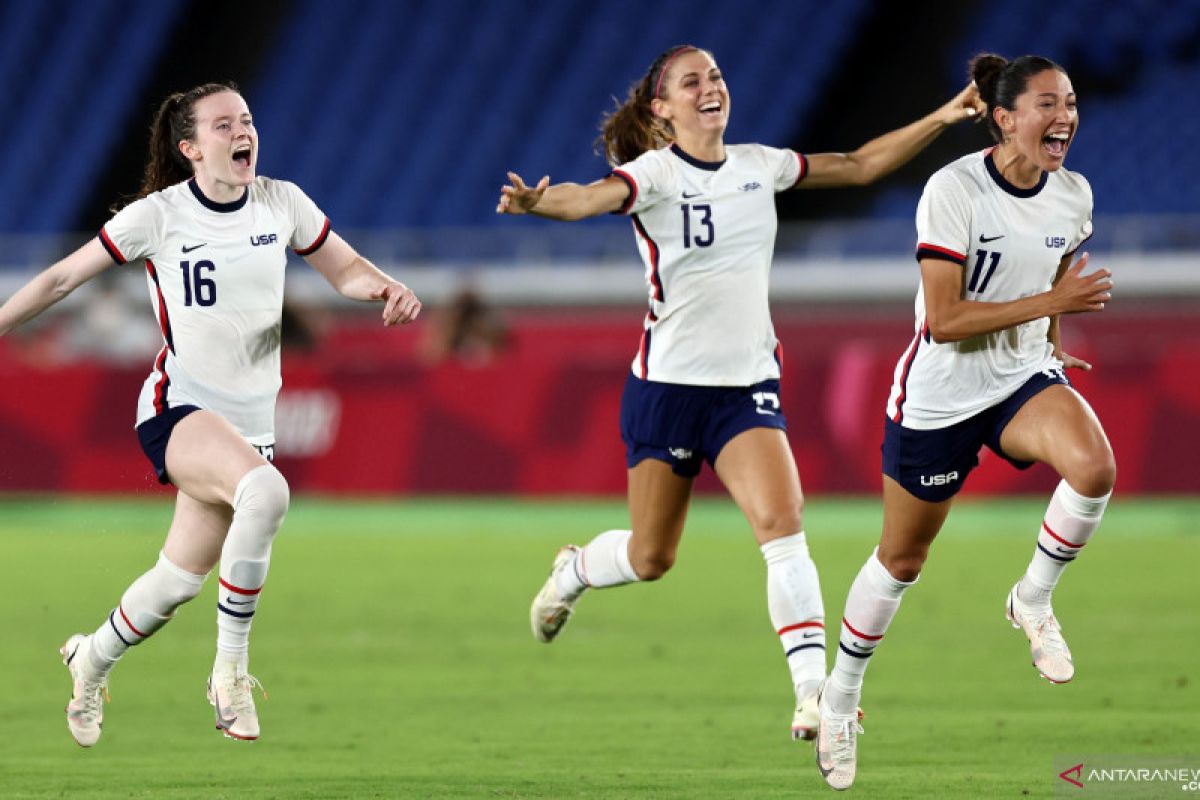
[
  {"xmin": 761, "ymin": 531, "xmax": 826, "ymax": 700},
  {"xmin": 216, "ymin": 465, "xmax": 289, "ymax": 662},
  {"xmin": 555, "ymin": 529, "xmax": 638, "ymax": 599},
  {"xmin": 88, "ymin": 551, "xmax": 207, "ymax": 677},
  {"xmin": 1018, "ymin": 479, "xmax": 1110, "ymax": 606},
  {"xmin": 826, "ymin": 549, "xmax": 915, "ymax": 715}
]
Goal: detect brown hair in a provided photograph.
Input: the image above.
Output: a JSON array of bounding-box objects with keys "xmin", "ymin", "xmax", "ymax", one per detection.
[
  {"xmin": 598, "ymin": 45, "xmax": 707, "ymax": 166},
  {"xmin": 111, "ymin": 81, "xmax": 240, "ymax": 212},
  {"xmin": 968, "ymin": 53, "xmax": 1066, "ymax": 143}
]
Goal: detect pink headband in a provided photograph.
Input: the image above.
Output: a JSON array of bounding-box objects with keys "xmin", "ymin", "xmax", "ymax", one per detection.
[{"xmin": 653, "ymin": 46, "xmax": 697, "ymax": 99}]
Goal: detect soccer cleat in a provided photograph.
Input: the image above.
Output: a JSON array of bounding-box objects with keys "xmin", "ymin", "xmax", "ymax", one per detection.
[
  {"xmin": 792, "ymin": 689, "xmax": 820, "ymax": 741},
  {"xmin": 530, "ymin": 545, "xmax": 582, "ymax": 643},
  {"xmin": 207, "ymin": 659, "xmax": 266, "ymax": 741},
  {"xmin": 60, "ymin": 634, "xmax": 109, "ymax": 748},
  {"xmin": 815, "ymin": 682, "xmax": 863, "ymax": 791},
  {"xmin": 1006, "ymin": 583, "xmax": 1074, "ymax": 683}
]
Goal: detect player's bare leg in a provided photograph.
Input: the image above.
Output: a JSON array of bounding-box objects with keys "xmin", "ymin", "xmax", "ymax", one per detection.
[
  {"xmin": 531, "ymin": 460, "xmax": 692, "ymax": 642},
  {"xmin": 999, "ymin": 385, "xmax": 1114, "ymax": 683},
  {"xmin": 714, "ymin": 428, "xmax": 827, "ymax": 739},
  {"xmin": 167, "ymin": 411, "xmax": 287, "ymax": 740}
]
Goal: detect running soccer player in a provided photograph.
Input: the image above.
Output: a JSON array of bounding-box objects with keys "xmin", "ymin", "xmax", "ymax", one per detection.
[
  {"xmin": 0, "ymin": 82, "xmax": 421, "ymax": 746},
  {"xmin": 497, "ymin": 45, "xmax": 983, "ymax": 746},
  {"xmin": 815, "ymin": 54, "xmax": 1115, "ymax": 790}
]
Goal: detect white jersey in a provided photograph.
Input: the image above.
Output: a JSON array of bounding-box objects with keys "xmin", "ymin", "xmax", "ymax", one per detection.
[
  {"xmin": 885, "ymin": 149, "xmax": 1093, "ymax": 429},
  {"xmin": 612, "ymin": 142, "xmax": 806, "ymax": 386},
  {"xmin": 100, "ymin": 177, "xmax": 330, "ymax": 444}
]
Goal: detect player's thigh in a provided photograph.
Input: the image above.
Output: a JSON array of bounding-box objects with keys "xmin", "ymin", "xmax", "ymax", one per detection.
[
  {"xmin": 626, "ymin": 458, "xmax": 694, "ymax": 572},
  {"xmin": 713, "ymin": 427, "xmax": 803, "ymax": 545},
  {"xmin": 878, "ymin": 475, "xmax": 954, "ymax": 581},
  {"xmin": 164, "ymin": 410, "xmax": 271, "ymax": 506},
  {"xmin": 998, "ymin": 384, "xmax": 1115, "ymax": 495},
  {"xmin": 161, "ymin": 490, "xmax": 235, "ymax": 575}
]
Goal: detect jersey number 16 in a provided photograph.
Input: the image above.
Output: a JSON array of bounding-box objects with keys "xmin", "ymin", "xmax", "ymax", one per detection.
[{"xmin": 181, "ymin": 260, "xmax": 217, "ymax": 307}]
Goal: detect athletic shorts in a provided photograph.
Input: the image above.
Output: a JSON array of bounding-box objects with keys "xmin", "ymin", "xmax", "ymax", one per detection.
[
  {"xmin": 620, "ymin": 372, "xmax": 788, "ymax": 478},
  {"xmin": 881, "ymin": 368, "xmax": 1069, "ymax": 502},
  {"xmin": 136, "ymin": 405, "xmax": 274, "ymax": 485}
]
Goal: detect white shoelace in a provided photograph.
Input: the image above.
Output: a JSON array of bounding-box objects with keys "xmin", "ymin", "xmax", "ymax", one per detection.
[
  {"xmin": 217, "ymin": 668, "xmax": 267, "ymax": 715},
  {"xmin": 830, "ymin": 716, "xmax": 865, "ymax": 764}
]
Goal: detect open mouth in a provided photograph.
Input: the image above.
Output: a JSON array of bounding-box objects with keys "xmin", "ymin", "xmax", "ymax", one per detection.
[
  {"xmin": 232, "ymin": 144, "xmax": 252, "ymax": 168},
  {"xmin": 1042, "ymin": 131, "xmax": 1069, "ymax": 158},
  {"xmin": 699, "ymin": 100, "xmax": 723, "ymax": 117}
]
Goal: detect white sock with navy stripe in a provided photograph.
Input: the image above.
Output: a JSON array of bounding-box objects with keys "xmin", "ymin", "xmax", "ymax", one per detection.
[
  {"xmin": 88, "ymin": 551, "xmax": 207, "ymax": 678},
  {"xmin": 761, "ymin": 531, "xmax": 826, "ymax": 701},
  {"xmin": 555, "ymin": 529, "xmax": 639, "ymax": 599},
  {"xmin": 826, "ymin": 549, "xmax": 915, "ymax": 716},
  {"xmin": 1017, "ymin": 480, "xmax": 1110, "ymax": 607},
  {"xmin": 215, "ymin": 464, "xmax": 289, "ymax": 663}
]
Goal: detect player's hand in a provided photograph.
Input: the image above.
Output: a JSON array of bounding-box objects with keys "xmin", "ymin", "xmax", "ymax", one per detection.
[
  {"xmin": 497, "ymin": 172, "xmax": 549, "ymax": 215},
  {"xmin": 1051, "ymin": 253, "xmax": 1113, "ymax": 314},
  {"xmin": 371, "ymin": 281, "xmax": 422, "ymax": 326},
  {"xmin": 937, "ymin": 81, "xmax": 986, "ymax": 125},
  {"xmin": 1056, "ymin": 349, "xmax": 1093, "ymax": 371}
]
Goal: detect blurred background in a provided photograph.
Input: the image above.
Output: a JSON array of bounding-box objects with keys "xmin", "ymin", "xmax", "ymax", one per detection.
[{"xmin": 1, "ymin": 0, "xmax": 1197, "ymax": 496}]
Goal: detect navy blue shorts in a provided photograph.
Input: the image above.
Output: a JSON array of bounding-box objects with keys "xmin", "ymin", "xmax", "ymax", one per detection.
[
  {"xmin": 882, "ymin": 368, "xmax": 1069, "ymax": 502},
  {"xmin": 620, "ymin": 373, "xmax": 788, "ymax": 477},
  {"xmin": 136, "ymin": 405, "xmax": 201, "ymax": 484}
]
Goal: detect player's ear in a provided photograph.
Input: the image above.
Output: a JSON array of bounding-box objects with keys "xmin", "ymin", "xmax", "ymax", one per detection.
[
  {"xmin": 178, "ymin": 138, "xmax": 201, "ymax": 163},
  {"xmin": 650, "ymin": 97, "xmax": 671, "ymax": 121},
  {"xmin": 994, "ymin": 106, "xmax": 1015, "ymax": 141}
]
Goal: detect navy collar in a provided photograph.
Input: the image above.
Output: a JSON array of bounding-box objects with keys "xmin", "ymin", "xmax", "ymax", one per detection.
[
  {"xmin": 984, "ymin": 150, "xmax": 1047, "ymax": 198},
  {"xmin": 188, "ymin": 178, "xmax": 249, "ymax": 212},
  {"xmin": 670, "ymin": 143, "xmax": 725, "ymax": 171}
]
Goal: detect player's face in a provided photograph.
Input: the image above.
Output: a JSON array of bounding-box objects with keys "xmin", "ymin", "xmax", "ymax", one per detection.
[
  {"xmin": 653, "ymin": 50, "xmax": 729, "ymax": 139},
  {"xmin": 1004, "ymin": 69, "xmax": 1077, "ymax": 172},
  {"xmin": 186, "ymin": 91, "xmax": 257, "ymax": 188}
]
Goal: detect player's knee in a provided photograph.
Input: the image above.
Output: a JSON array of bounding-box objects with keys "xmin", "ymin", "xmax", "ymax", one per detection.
[
  {"xmin": 234, "ymin": 464, "xmax": 290, "ymax": 529},
  {"xmin": 630, "ymin": 548, "xmax": 675, "ymax": 581},
  {"xmin": 1060, "ymin": 446, "xmax": 1117, "ymax": 498},
  {"xmin": 878, "ymin": 550, "xmax": 925, "ymax": 583},
  {"xmin": 746, "ymin": 501, "xmax": 804, "ymax": 542}
]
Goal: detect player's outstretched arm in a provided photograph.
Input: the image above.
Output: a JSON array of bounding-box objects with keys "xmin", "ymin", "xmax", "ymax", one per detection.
[
  {"xmin": 496, "ymin": 172, "xmax": 629, "ymax": 221},
  {"xmin": 0, "ymin": 238, "xmax": 115, "ymax": 336},
  {"xmin": 303, "ymin": 231, "xmax": 421, "ymax": 326},
  {"xmin": 800, "ymin": 82, "xmax": 986, "ymax": 189},
  {"xmin": 921, "ymin": 252, "xmax": 1112, "ymax": 344}
]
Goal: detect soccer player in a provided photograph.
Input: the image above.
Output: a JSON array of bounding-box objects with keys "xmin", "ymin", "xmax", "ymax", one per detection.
[
  {"xmin": 496, "ymin": 45, "xmax": 983, "ymax": 745},
  {"xmin": 0, "ymin": 82, "xmax": 421, "ymax": 746},
  {"xmin": 815, "ymin": 54, "xmax": 1115, "ymax": 790}
]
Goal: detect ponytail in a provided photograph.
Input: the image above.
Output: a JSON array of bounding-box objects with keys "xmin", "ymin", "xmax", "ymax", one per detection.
[
  {"xmin": 111, "ymin": 81, "xmax": 240, "ymax": 213},
  {"xmin": 968, "ymin": 53, "xmax": 1066, "ymax": 143},
  {"xmin": 598, "ymin": 45, "xmax": 704, "ymax": 166}
]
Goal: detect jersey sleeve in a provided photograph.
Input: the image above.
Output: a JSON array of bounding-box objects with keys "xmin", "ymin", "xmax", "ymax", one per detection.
[
  {"xmin": 758, "ymin": 144, "xmax": 807, "ymax": 191},
  {"xmin": 279, "ymin": 180, "xmax": 331, "ymax": 255},
  {"xmin": 609, "ymin": 148, "xmax": 675, "ymax": 215},
  {"xmin": 1065, "ymin": 175, "xmax": 1094, "ymax": 256},
  {"xmin": 914, "ymin": 170, "xmax": 971, "ymax": 267},
  {"xmin": 98, "ymin": 197, "xmax": 160, "ymax": 265}
]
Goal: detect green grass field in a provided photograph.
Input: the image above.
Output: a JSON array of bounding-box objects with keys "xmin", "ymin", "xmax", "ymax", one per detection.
[{"xmin": 0, "ymin": 496, "xmax": 1196, "ymax": 798}]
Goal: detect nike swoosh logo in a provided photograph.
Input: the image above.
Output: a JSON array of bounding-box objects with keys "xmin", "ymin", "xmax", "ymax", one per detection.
[
  {"xmin": 1054, "ymin": 546, "xmax": 1075, "ymax": 554},
  {"xmin": 681, "ymin": 191, "xmax": 702, "ymax": 198},
  {"xmin": 66, "ymin": 645, "xmax": 79, "ymax": 665},
  {"xmin": 226, "ymin": 598, "xmax": 254, "ymax": 606},
  {"xmin": 801, "ymin": 632, "xmax": 821, "ymax": 639},
  {"xmin": 755, "ymin": 409, "xmax": 776, "ymax": 416},
  {"xmin": 979, "ymin": 234, "xmax": 1004, "ymax": 243},
  {"xmin": 182, "ymin": 243, "xmax": 207, "ymax": 253},
  {"xmin": 213, "ymin": 690, "xmax": 238, "ymax": 730}
]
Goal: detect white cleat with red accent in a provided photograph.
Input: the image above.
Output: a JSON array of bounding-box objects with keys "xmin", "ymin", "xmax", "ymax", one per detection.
[
  {"xmin": 530, "ymin": 545, "xmax": 582, "ymax": 643},
  {"xmin": 207, "ymin": 659, "xmax": 265, "ymax": 741},
  {"xmin": 60, "ymin": 634, "xmax": 109, "ymax": 748},
  {"xmin": 792, "ymin": 690, "xmax": 820, "ymax": 741},
  {"xmin": 815, "ymin": 682, "xmax": 863, "ymax": 791},
  {"xmin": 1006, "ymin": 583, "xmax": 1074, "ymax": 684}
]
